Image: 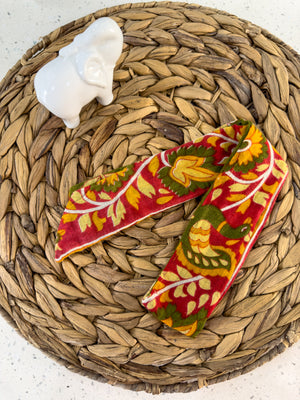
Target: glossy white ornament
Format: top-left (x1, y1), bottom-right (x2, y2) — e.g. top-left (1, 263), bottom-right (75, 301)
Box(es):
top-left (34, 17), bottom-right (123, 128)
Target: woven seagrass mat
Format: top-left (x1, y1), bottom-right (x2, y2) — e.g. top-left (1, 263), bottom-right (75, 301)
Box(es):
top-left (0, 1), bottom-right (299, 394)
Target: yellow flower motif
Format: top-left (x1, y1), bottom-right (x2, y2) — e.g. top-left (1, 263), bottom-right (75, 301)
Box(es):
top-left (102, 167), bottom-right (128, 186)
top-left (230, 125), bottom-right (264, 166)
top-left (170, 155), bottom-right (217, 187)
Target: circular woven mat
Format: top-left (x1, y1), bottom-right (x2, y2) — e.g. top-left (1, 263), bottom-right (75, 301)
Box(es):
top-left (0, 1), bottom-right (299, 394)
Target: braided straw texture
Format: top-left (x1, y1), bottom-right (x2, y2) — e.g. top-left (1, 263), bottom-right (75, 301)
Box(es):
top-left (0, 2), bottom-right (299, 394)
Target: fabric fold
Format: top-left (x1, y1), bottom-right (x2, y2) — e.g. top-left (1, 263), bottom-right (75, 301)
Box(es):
top-left (54, 120), bottom-right (246, 262)
top-left (55, 120), bottom-right (288, 337)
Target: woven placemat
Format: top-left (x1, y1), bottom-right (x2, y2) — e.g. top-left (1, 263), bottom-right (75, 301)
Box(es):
top-left (0, 1), bottom-right (299, 394)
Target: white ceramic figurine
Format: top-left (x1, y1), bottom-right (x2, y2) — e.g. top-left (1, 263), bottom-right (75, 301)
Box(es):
top-left (34, 17), bottom-right (123, 128)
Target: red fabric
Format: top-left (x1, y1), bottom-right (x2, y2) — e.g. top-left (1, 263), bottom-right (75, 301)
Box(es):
top-left (55, 126), bottom-right (239, 262)
top-left (55, 120), bottom-right (288, 337)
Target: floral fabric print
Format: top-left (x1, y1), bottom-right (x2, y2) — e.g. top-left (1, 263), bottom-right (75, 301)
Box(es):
top-left (55, 120), bottom-right (288, 337)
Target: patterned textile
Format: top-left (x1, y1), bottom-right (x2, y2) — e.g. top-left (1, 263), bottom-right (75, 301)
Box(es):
top-left (55, 120), bottom-right (288, 337)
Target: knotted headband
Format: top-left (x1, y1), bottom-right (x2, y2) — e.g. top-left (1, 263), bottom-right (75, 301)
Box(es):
top-left (55, 120), bottom-right (288, 337)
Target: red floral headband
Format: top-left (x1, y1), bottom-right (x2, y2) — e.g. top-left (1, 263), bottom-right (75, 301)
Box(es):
top-left (55, 120), bottom-right (288, 337)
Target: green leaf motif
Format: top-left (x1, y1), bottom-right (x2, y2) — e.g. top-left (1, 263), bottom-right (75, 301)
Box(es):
top-left (154, 303), bottom-right (208, 337)
top-left (90, 164), bottom-right (135, 193)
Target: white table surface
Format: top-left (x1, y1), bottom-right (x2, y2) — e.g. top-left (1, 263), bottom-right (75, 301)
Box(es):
top-left (0, 1), bottom-right (299, 399)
